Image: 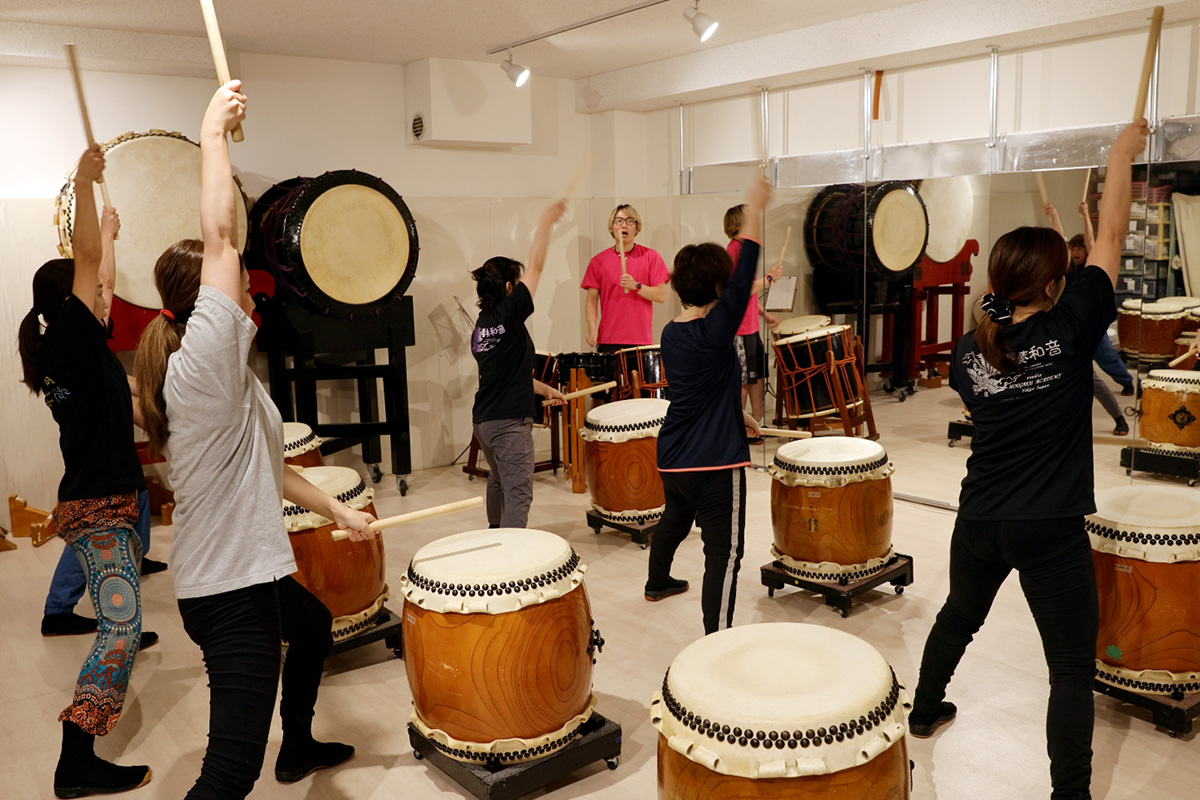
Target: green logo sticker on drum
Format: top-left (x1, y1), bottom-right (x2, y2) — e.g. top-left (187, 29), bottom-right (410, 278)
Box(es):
top-left (1105, 645), bottom-right (1124, 661)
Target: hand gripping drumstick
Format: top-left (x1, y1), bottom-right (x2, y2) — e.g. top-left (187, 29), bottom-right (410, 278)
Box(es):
top-left (1133, 7), bottom-right (1165, 122)
top-left (198, 0), bottom-right (245, 142)
top-left (560, 381), bottom-right (617, 402)
top-left (331, 496), bottom-right (483, 541)
top-left (758, 427), bottom-right (813, 440)
top-left (63, 45), bottom-right (113, 213)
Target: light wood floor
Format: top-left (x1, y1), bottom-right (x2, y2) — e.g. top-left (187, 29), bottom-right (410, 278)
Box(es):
top-left (2, 377), bottom-right (1195, 799)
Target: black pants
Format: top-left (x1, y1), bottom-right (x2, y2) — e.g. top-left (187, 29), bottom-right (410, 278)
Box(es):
top-left (178, 576), bottom-right (333, 799)
top-left (914, 516), bottom-right (1097, 800)
top-left (647, 468), bottom-right (746, 634)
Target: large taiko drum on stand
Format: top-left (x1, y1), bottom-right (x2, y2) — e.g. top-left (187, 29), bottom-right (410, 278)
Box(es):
top-left (1087, 486), bottom-right (1200, 695)
top-left (652, 623), bottom-right (911, 799)
top-left (773, 325), bottom-right (862, 419)
top-left (400, 529), bottom-right (600, 763)
top-left (1139, 370), bottom-right (1200, 448)
top-left (804, 181), bottom-right (928, 276)
top-left (769, 438), bottom-right (895, 583)
top-left (54, 130), bottom-right (249, 310)
top-left (283, 422), bottom-right (324, 468)
top-left (615, 345), bottom-right (669, 400)
top-left (917, 176), bottom-right (974, 263)
top-left (247, 170), bottom-right (418, 317)
top-left (580, 398), bottom-right (668, 527)
top-left (283, 466), bottom-right (386, 640)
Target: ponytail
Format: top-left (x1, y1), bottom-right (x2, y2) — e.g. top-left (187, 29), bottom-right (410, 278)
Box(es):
top-left (16, 259), bottom-right (74, 394)
top-left (974, 315), bottom-right (1020, 377)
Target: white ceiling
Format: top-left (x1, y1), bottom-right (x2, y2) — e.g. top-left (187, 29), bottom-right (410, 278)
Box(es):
top-left (2, 0), bottom-right (1196, 112)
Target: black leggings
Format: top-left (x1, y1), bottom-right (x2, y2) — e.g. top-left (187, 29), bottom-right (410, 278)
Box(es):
top-left (178, 576), bottom-right (333, 799)
top-left (647, 468), bottom-right (746, 634)
top-left (914, 516), bottom-right (1098, 800)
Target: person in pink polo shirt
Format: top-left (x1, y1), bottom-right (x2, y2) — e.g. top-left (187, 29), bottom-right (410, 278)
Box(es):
top-left (582, 204), bottom-right (670, 352)
top-left (724, 204), bottom-right (781, 423)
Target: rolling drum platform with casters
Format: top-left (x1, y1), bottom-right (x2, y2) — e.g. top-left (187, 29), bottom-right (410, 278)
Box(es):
top-left (760, 438), bottom-right (913, 617)
top-left (401, 529), bottom-right (621, 799)
top-left (1121, 369), bottom-right (1200, 484)
top-left (250, 169), bottom-right (418, 495)
top-left (947, 414), bottom-right (974, 447)
top-left (282, 466), bottom-right (403, 659)
top-left (1088, 486), bottom-right (1200, 736)
top-left (579, 398), bottom-right (668, 548)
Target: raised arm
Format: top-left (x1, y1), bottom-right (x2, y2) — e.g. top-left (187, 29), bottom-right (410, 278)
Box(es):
top-left (1092, 121), bottom-right (1150, 285)
top-left (96, 206), bottom-right (120, 322)
top-left (1079, 202), bottom-right (1095, 253)
top-left (1044, 203), bottom-right (1064, 239)
top-left (71, 145), bottom-right (105, 306)
top-left (199, 81), bottom-right (247, 303)
top-left (520, 200), bottom-right (566, 298)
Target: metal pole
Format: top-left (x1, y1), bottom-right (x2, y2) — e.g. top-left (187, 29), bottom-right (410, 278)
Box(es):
top-left (987, 46), bottom-right (999, 173)
top-left (678, 103), bottom-right (686, 195)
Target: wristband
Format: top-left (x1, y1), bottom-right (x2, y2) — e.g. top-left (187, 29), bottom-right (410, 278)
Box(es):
top-left (636, 281), bottom-right (643, 290)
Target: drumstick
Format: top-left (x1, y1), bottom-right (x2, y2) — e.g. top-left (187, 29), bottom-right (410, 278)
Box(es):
top-left (198, 0), bottom-right (245, 142)
top-left (776, 226), bottom-right (793, 268)
top-left (560, 381), bottom-right (617, 402)
top-left (1168, 351), bottom-right (1194, 367)
top-left (758, 427), bottom-right (814, 440)
top-left (63, 44), bottom-right (112, 211)
top-left (1082, 168), bottom-right (1092, 206)
top-left (330, 496), bottom-right (483, 540)
top-left (561, 153), bottom-right (594, 200)
top-left (618, 234), bottom-right (629, 294)
top-left (1035, 172), bottom-right (1049, 207)
top-left (1133, 7), bottom-right (1165, 122)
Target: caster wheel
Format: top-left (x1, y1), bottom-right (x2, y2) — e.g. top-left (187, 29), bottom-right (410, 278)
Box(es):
top-left (1189, 479), bottom-right (1197, 487)
top-left (606, 757), bottom-right (620, 770)
top-left (592, 526), bottom-right (602, 535)
top-left (767, 587), bottom-right (776, 598)
top-left (894, 585), bottom-right (905, 595)
top-left (839, 608), bottom-right (849, 619)
top-left (1169, 731), bottom-right (1178, 739)
top-left (367, 464), bottom-right (383, 483)
top-left (639, 543), bottom-right (648, 551)
top-left (897, 392), bottom-right (908, 403)
top-left (1126, 469), bottom-right (1132, 476)
top-left (397, 477), bottom-right (409, 496)
top-left (468, 474), bottom-right (475, 481)
top-left (414, 751), bottom-right (424, 760)
top-left (883, 382), bottom-right (896, 394)
top-left (948, 439), bottom-right (957, 448)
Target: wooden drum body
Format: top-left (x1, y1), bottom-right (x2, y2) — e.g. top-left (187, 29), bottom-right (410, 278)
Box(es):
top-left (1088, 486), bottom-right (1200, 695)
top-left (400, 529), bottom-right (599, 763)
top-left (1139, 370), bottom-right (1200, 449)
top-left (1116, 299), bottom-right (1141, 356)
top-left (652, 623), bottom-right (911, 799)
top-left (1137, 302), bottom-right (1194, 362)
top-left (283, 467), bottom-right (386, 639)
top-left (769, 438), bottom-right (895, 582)
top-left (283, 421), bottom-right (324, 468)
top-left (581, 399), bottom-right (668, 526)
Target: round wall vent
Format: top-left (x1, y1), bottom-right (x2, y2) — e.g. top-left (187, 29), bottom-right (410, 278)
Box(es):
top-left (411, 113), bottom-right (425, 141)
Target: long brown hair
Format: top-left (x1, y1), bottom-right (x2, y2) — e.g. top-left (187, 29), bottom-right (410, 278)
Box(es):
top-left (977, 227), bottom-right (1068, 376)
top-left (17, 259), bottom-right (74, 394)
top-left (134, 239), bottom-right (204, 455)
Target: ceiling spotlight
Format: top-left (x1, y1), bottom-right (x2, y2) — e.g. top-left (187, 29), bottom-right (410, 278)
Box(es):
top-left (501, 55), bottom-right (530, 87)
top-left (683, 3), bottom-right (718, 43)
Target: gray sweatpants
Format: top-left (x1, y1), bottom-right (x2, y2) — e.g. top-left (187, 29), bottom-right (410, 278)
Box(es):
top-left (1091, 371), bottom-right (1121, 420)
top-left (473, 417), bottom-right (535, 528)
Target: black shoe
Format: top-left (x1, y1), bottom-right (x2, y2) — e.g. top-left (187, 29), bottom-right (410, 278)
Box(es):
top-left (1113, 418), bottom-right (1130, 436)
top-left (1120, 384), bottom-right (1135, 396)
top-left (275, 740), bottom-right (355, 783)
top-left (644, 577), bottom-right (689, 602)
top-left (42, 613), bottom-right (98, 637)
top-left (909, 701), bottom-right (957, 738)
top-left (140, 558), bottom-right (167, 577)
top-left (139, 632), bottom-right (159, 650)
top-left (53, 759), bottom-right (151, 798)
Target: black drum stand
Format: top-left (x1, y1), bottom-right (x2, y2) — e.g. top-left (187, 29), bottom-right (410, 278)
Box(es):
top-left (258, 299), bottom-right (415, 494)
top-left (409, 714), bottom-right (622, 800)
top-left (760, 553), bottom-right (914, 618)
top-left (1120, 446), bottom-right (1200, 486)
top-left (1094, 679), bottom-right (1200, 737)
top-left (328, 605), bottom-right (404, 661)
top-left (585, 510), bottom-right (655, 549)
top-left (947, 418), bottom-right (974, 447)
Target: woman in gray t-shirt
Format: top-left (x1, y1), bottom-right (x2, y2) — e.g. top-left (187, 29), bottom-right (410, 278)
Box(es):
top-left (134, 83), bottom-right (377, 796)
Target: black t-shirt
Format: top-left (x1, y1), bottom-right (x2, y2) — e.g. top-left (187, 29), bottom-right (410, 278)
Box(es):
top-left (471, 282), bottom-right (535, 424)
top-left (657, 238), bottom-right (759, 471)
top-left (950, 266), bottom-right (1114, 520)
top-left (40, 295), bottom-right (146, 501)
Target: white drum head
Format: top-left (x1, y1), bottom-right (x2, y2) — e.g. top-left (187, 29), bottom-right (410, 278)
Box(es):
top-left (1142, 301), bottom-right (1190, 319)
top-left (1120, 298), bottom-right (1143, 312)
top-left (581, 398), bottom-right (669, 443)
top-left (300, 184), bottom-right (411, 306)
top-left (283, 421), bottom-right (319, 457)
top-left (872, 189), bottom-right (927, 272)
top-left (282, 466), bottom-right (372, 531)
top-left (776, 324), bottom-right (850, 348)
top-left (773, 315), bottom-right (831, 338)
top-left (919, 176), bottom-right (974, 263)
top-left (56, 132), bottom-right (248, 310)
top-left (771, 437), bottom-right (892, 487)
top-left (1088, 485), bottom-right (1200, 562)
top-left (651, 623), bottom-right (909, 779)
top-left (401, 528), bottom-right (586, 615)
top-left (1155, 296), bottom-right (1200, 311)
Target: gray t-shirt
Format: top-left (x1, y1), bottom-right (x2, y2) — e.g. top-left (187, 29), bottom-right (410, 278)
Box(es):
top-left (164, 286), bottom-right (296, 598)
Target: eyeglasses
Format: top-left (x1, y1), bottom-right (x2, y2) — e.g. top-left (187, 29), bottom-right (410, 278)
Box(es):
top-left (612, 218), bottom-right (638, 227)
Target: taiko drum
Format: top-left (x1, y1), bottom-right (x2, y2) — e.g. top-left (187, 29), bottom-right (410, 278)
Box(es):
top-left (581, 398), bottom-right (668, 526)
top-left (401, 529), bottom-right (600, 764)
top-left (1088, 486), bottom-right (1200, 695)
top-left (283, 421), bottom-right (324, 468)
top-left (1139, 370), bottom-right (1200, 449)
top-left (769, 437), bottom-right (895, 582)
top-left (282, 466), bottom-right (386, 639)
top-left (652, 623), bottom-right (911, 799)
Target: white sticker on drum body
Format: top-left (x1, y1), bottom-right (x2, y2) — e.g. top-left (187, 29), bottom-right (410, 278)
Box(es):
top-left (806, 490), bottom-right (822, 498)
top-left (1115, 564), bottom-right (1133, 573)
